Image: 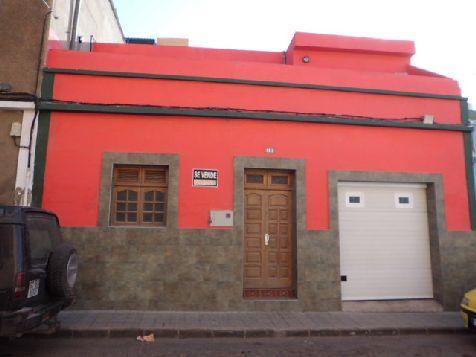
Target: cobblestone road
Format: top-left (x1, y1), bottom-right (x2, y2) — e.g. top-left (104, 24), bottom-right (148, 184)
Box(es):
top-left (2, 334), bottom-right (476, 357)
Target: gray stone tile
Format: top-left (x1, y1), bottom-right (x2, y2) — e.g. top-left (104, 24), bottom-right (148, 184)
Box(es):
top-left (58, 310), bottom-right (466, 337)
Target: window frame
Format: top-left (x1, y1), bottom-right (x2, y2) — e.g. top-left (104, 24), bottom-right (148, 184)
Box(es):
top-left (244, 169), bottom-right (294, 190)
top-left (394, 192), bottom-right (414, 209)
top-left (110, 165), bottom-right (169, 227)
top-left (345, 191), bottom-right (365, 208)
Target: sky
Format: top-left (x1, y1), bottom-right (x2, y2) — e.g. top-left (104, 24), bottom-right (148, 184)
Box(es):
top-left (114, 0), bottom-right (476, 107)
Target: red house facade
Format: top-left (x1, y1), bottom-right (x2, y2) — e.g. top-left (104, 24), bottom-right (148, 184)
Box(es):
top-left (35, 33), bottom-right (476, 311)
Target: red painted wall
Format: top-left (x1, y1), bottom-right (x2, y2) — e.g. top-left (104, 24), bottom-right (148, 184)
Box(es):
top-left (42, 33), bottom-right (470, 231)
top-left (42, 113), bottom-right (470, 231)
top-left (93, 43), bottom-right (283, 64)
top-left (52, 74), bottom-right (461, 124)
top-left (291, 32), bottom-right (415, 55)
top-left (291, 49), bottom-right (410, 73)
top-left (47, 50), bottom-right (461, 96)
top-left (289, 32), bottom-right (415, 73)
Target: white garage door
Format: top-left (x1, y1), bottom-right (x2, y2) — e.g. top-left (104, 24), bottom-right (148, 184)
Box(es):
top-left (338, 182), bottom-right (433, 301)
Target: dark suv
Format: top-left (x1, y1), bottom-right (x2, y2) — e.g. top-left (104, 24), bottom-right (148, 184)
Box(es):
top-left (0, 206), bottom-right (77, 337)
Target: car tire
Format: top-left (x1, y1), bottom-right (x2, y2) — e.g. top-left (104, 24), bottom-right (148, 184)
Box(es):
top-left (47, 244), bottom-right (78, 298)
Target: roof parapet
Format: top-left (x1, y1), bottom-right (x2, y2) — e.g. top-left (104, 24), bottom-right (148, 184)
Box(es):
top-left (290, 32), bottom-right (415, 55)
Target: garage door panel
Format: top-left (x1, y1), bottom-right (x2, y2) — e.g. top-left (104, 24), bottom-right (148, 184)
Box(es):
top-left (339, 189), bottom-right (427, 210)
top-left (339, 236), bottom-right (430, 251)
top-left (342, 254), bottom-right (431, 269)
top-left (339, 213), bottom-right (429, 224)
top-left (339, 230), bottom-right (429, 240)
top-left (339, 205), bottom-right (428, 212)
top-left (341, 269), bottom-right (433, 300)
top-left (338, 182), bottom-right (433, 301)
top-left (340, 232), bottom-right (431, 245)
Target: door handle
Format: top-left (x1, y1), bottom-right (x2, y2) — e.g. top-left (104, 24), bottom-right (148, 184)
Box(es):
top-left (264, 233), bottom-right (270, 246)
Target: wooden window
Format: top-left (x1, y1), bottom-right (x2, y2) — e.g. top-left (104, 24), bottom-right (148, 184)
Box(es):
top-left (246, 174), bottom-right (264, 184)
top-left (111, 165), bottom-right (168, 226)
top-left (244, 169), bottom-right (294, 191)
top-left (270, 175), bottom-right (289, 185)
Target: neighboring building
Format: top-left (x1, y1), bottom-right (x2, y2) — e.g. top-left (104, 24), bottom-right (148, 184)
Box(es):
top-left (50, 0), bottom-right (124, 47)
top-left (36, 32), bottom-right (475, 311)
top-left (0, 0), bottom-right (123, 206)
top-left (470, 109), bottom-right (476, 178)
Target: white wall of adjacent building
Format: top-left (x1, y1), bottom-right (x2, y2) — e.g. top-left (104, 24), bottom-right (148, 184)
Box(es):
top-left (49, 0), bottom-right (124, 44)
top-left (8, 0), bottom-right (124, 207)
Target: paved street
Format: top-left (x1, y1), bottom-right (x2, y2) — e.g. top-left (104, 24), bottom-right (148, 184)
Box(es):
top-left (1, 335), bottom-right (476, 356)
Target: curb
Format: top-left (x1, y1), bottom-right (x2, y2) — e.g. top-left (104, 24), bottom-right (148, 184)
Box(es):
top-left (31, 326), bottom-right (469, 339)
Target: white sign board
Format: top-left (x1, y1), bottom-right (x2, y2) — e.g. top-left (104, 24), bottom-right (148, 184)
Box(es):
top-left (193, 169), bottom-right (218, 187)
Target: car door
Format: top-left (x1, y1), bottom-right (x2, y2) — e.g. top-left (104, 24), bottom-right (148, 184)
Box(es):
top-left (24, 212), bottom-right (61, 306)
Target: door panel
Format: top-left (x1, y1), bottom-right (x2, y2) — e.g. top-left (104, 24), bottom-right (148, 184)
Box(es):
top-left (244, 169), bottom-right (295, 297)
top-left (244, 190), bottom-right (266, 288)
top-left (265, 191), bottom-right (293, 288)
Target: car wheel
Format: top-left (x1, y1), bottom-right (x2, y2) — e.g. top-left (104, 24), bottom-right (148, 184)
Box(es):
top-left (47, 244), bottom-right (78, 298)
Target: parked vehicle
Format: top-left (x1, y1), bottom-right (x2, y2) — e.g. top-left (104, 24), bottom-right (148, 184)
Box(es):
top-left (461, 288), bottom-right (476, 329)
top-left (0, 206), bottom-right (77, 337)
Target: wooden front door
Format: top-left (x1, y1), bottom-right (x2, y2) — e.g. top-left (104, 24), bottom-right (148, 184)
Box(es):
top-left (243, 169), bottom-right (296, 299)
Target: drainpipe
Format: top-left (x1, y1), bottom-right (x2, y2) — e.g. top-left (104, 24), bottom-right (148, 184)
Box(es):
top-left (69, 0), bottom-right (81, 50)
top-left (66, 0), bottom-right (75, 45)
top-left (14, 1), bottom-right (53, 206)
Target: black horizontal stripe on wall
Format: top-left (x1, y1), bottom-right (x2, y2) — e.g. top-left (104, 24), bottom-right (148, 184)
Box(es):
top-left (38, 101), bottom-right (472, 132)
top-left (43, 67), bottom-right (466, 101)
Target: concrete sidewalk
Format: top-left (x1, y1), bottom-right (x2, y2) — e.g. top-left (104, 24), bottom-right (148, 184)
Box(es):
top-left (55, 311), bottom-right (467, 338)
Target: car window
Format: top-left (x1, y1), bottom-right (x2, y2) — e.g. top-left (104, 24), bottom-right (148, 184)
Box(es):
top-left (25, 214), bottom-right (61, 265)
top-left (0, 224), bottom-right (15, 270)
top-left (0, 224), bottom-right (21, 289)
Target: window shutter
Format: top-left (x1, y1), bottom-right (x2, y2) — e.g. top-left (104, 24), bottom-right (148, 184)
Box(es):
top-left (115, 167), bottom-right (140, 185)
top-left (143, 168), bottom-right (167, 186)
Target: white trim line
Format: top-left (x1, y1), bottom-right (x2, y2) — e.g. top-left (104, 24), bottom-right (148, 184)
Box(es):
top-left (0, 101), bottom-right (35, 110)
top-left (14, 109), bottom-right (37, 206)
